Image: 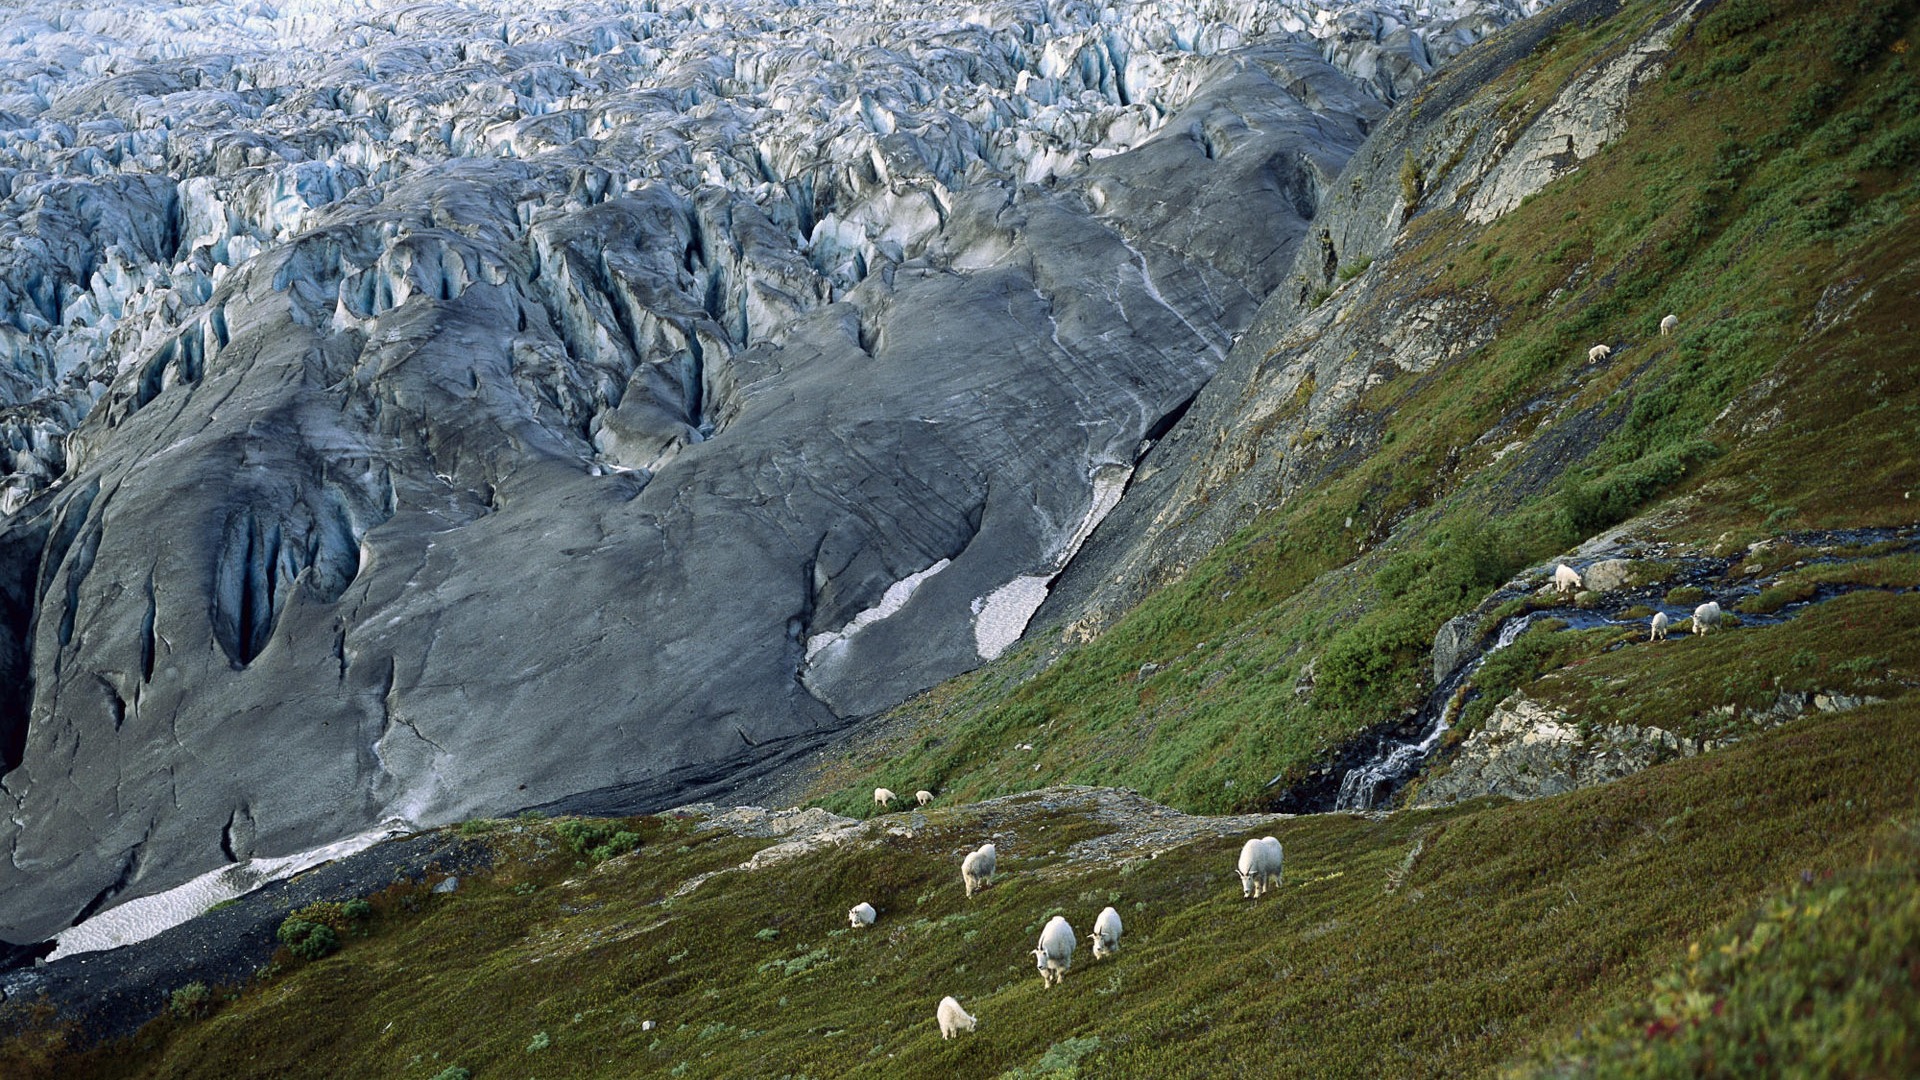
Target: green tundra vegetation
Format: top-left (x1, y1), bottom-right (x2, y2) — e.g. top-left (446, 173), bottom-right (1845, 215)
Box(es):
top-left (9, 703), bottom-right (1915, 1078)
top-left (5, 0), bottom-right (1918, 1076)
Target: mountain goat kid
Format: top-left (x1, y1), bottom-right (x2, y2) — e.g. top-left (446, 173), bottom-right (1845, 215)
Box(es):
top-left (873, 787), bottom-right (896, 809)
top-left (937, 996), bottom-right (977, 1038)
top-left (1650, 611), bottom-right (1669, 640)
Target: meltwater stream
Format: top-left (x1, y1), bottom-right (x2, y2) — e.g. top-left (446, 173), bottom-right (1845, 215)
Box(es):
top-left (1333, 612), bottom-right (1539, 811)
top-left (1327, 523), bottom-right (1920, 811)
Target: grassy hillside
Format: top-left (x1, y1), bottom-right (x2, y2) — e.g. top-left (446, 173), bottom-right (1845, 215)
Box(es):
top-left (803, 0), bottom-right (1920, 818)
top-left (8, 702), bottom-right (1915, 1078)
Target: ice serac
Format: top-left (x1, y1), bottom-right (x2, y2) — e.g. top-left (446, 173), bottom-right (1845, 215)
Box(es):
top-left (0, 0), bottom-right (1550, 942)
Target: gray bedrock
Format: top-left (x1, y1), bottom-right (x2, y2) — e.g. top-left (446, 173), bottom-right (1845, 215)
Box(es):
top-left (0, 0), bottom-right (1548, 940)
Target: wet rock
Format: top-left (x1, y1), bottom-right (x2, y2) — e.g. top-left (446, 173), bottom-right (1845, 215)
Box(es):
top-left (1432, 614), bottom-right (1484, 685)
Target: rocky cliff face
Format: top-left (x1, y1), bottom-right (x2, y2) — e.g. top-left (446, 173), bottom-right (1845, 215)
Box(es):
top-left (0, 0), bottom-right (1552, 941)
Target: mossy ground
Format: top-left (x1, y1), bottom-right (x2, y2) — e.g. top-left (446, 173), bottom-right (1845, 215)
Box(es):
top-left (804, 0), bottom-right (1920, 819)
top-left (1515, 819), bottom-right (1920, 1078)
top-left (9, 704), bottom-right (1916, 1078)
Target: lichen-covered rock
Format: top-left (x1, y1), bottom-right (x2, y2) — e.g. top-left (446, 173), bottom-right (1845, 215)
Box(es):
top-left (1412, 694), bottom-right (1704, 807)
top-left (1580, 558), bottom-right (1641, 594)
top-left (1461, 4), bottom-right (1698, 223)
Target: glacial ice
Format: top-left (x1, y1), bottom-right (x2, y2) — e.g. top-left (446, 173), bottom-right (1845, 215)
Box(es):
top-left (972, 462), bottom-right (1133, 659)
top-left (1, 0), bottom-right (1549, 499)
top-left (0, 0), bottom-right (1556, 943)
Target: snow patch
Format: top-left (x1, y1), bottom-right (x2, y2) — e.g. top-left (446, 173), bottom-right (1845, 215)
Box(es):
top-left (806, 558), bottom-right (952, 662)
top-left (971, 464), bottom-right (1133, 659)
top-left (972, 575), bottom-right (1054, 660)
top-left (47, 819), bottom-right (414, 960)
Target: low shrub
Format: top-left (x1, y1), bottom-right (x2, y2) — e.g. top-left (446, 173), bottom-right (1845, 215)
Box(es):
top-left (167, 982), bottom-right (211, 1021)
top-left (276, 919), bottom-right (339, 962)
top-left (554, 819), bottom-right (643, 862)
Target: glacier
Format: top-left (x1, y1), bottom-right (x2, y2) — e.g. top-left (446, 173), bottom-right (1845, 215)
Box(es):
top-left (0, 0), bottom-right (1550, 942)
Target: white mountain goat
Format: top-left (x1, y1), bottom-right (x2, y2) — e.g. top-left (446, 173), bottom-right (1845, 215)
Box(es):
top-left (1033, 915), bottom-right (1076, 986)
top-left (1553, 563), bottom-right (1584, 597)
top-left (849, 902), bottom-right (876, 928)
top-left (1650, 611), bottom-right (1670, 640)
top-left (937, 996), bottom-right (977, 1038)
top-left (1237, 836), bottom-right (1284, 899)
top-left (1091, 906), bottom-right (1123, 959)
top-left (916, 789), bottom-right (934, 807)
top-left (1660, 313), bottom-right (1679, 336)
top-left (962, 842), bottom-right (997, 897)
top-left (873, 787), bottom-right (896, 809)
top-left (1693, 601), bottom-right (1723, 635)
top-left (1588, 343), bottom-right (1613, 362)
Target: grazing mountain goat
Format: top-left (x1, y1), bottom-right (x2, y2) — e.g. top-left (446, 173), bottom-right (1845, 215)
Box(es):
top-left (873, 787), bottom-right (896, 809)
top-left (1237, 836), bottom-right (1284, 899)
top-left (937, 996), bottom-right (977, 1038)
top-left (962, 843), bottom-right (997, 897)
top-left (849, 902), bottom-right (876, 928)
top-left (1553, 563), bottom-right (1584, 597)
top-left (1091, 906), bottom-right (1123, 959)
top-left (1588, 343), bottom-right (1613, 362)
top-left (1033, 915), bottom-right (1077, 987)
top-left (1693, 601), bottom-right (1723, 635)
top-left (1660, 313), bottom-right (1679, 335)
top-left (1650, 611), bottom-right (1670, 640)
top-left (916, 789), bottom-right (934, 807)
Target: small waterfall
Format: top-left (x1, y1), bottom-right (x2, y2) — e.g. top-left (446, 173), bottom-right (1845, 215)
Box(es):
top-left (1332, 614), bottom-right (1536, 811)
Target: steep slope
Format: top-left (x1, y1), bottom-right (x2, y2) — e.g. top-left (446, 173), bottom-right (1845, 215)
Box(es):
top-left (6, 702), bottom-right (1916, 1077)
top-left (804, 0), bottom-right (1920, 818)
top-left (3, 3), bottom-right (1918, 1069)
top-left (0, 0), bottom-right (1545, 944)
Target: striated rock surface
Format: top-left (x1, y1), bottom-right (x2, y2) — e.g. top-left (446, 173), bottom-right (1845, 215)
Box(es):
top-left (0, 0), bottom-right (1552, 941)
top-left (1041, 0), bottom-right (1704, 641)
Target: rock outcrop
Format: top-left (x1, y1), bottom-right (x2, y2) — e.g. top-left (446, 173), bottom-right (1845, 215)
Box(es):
top-left (0, 0), bottom-right (1551, 941)
top-left (1410, 694), bottom-right (1696, 806)
top-left (1411, 687), bottom-right (1887, 808)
